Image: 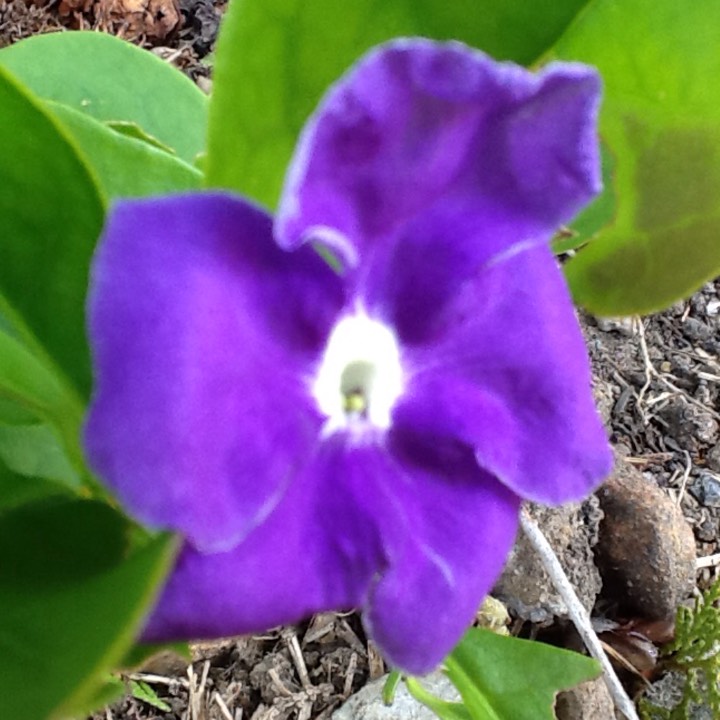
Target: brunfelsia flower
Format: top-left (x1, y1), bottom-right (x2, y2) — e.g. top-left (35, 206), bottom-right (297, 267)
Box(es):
top-left (85, 38), bottom-right (612, 674)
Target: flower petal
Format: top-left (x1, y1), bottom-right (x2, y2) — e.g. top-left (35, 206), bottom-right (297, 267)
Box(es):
top-left (144, 429), bottom-right (518, 675)
top-left (276, 38), bottom-right (600, 273)
top-left (142, 433), bottom-right (386, 642)
top-left (84, 193), bottom-right (346, 551)
top-left (366, 429), bottom-right (520, 674)
top-left (393, 243), bottom-right (612, 505)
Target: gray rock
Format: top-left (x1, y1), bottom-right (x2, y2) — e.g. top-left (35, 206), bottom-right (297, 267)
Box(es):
top-left (690, 473), bottom-right (720, 507)
top-left (705, 443), bottom-right (720, 473)
top-left (332, 673), bottom-right (459, 720)
top-left (595, 316), bottom-right (635, 336)
top-left (493, 500), bottom-right (603, 624)
top-left (555, 677), bottom-right (615, 720)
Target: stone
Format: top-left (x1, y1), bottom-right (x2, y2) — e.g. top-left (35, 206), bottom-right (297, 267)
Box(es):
top-left (555, 677), bottom-right (615, 720)
top-left (689, 473), bottom-right (720, 508)
top-left (595, 316), bottom-right (635, 336)
top-left (595, 458), bottom-right (696, 620)
top-left (706, 443), bottom-right (720, 473)
top-left (493, 500), bottom-right (602, 624)
top-left (332, 673), bottom-right (459, 720)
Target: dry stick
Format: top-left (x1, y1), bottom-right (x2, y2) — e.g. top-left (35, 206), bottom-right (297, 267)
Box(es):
top-left (675, 450), bottom-right (693, 507)
top-left (213, 691), bottom-right (235, 720)
top-left (696, 553), bottom-right (720, 569)
top-left (519, 508), bottom-right (640, 720)
top-left (635, 317), bottom-right (720, 423)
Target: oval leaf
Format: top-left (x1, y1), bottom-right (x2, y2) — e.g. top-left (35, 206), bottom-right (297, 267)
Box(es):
top-left (0, 423), bottom-right (79, 488)
top-left (0, 67), bottom-right (105, 399)
top-left (0, 496), bottom-right (177, 720)
top-left (0, 32), bottom-right (208, 163)
top-left (552, 0), bottom-right (720, 314)
top-left (444, 628), bottom-right (600, 720)
top-left (46, 101), bottom-right (202, 198)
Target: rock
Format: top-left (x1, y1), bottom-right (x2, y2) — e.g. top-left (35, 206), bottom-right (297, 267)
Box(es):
top-left (595, 316), bottom-right (635, 336)
top-left (658, 398), bottom-right (718, 447)
top-left (689, 473), bottom-right (720, 508)
top-left (493, 500), bottom-right (602, 624)
top-left (595, 458), bottom-right (696, 620)
top-left (706, 298), bottom-right (720, 317)
top-left (332, 673), bottom-right (459, 720)
top-left (682, 317), bottom-right (712, 342)
top-left (555, 677), bottom-right (615, 720)
top-left (706, 443), bottom-right (720, 473)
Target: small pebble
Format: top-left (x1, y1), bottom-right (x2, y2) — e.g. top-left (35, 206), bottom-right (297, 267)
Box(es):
top-left (689, 473), bottom-right (720, 508)
top-left (595, 316), bottom-right (635, 336)
top-left (706, 443), bottom-right (720, 473)
top-left (695, 515), bottom-right (719, 543)
top-left (706, 298), bottom-right (720, 317)
top-left (682, 317), bottom-right (711, 342)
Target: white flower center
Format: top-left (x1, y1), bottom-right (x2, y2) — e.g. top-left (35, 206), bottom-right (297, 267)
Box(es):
top-left (313, 313), bottom-right (404, 435)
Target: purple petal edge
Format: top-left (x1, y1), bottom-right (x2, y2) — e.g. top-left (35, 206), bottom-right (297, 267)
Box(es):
top-left (84, 193), bottom-right (345, 551)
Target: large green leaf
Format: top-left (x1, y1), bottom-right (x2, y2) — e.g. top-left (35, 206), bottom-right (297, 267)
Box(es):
top-left (0, 328), bottom-right (84, 468)
top-left (444, 629), bottom-right (600, 720)
top-left (0, 423), bottom-right (79, 488)
top-left (47, 101), bottom-right (203, 198)
top-left (0, 32), bottom-right (208, 163)
top-left (552, 0), bottom-right (720, 314)
top-left (0, 497), bottom-right (177, 720)
top-left (205, 0), bottom-right (589, 208)
top-left (0, 66), bottom-right (105, 400)
top-left (0, 463), bottom-right (74, 510)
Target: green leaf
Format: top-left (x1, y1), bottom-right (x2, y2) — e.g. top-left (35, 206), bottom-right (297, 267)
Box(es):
top-left (106, 120), bottom-right (177, 154)
top-left (130, 680), bottom-right (172, 712)
top-left (0, 326), bottom-right (85, 472)
top-left (552, 0), bottom-right (720, 314)
top-left (206, 0), bottom-right (589, 208)
top-left (0, 463), bottom-right (73, 510)
top-left (0, 497), bottom-right (178, 720)
top-left (553, 144), bottom-right (617, 255)
top-left (444, 628), bottom-right (600, 720)
top-left (0, 423), bottom-right (79, 488)
top-left (0, 66), bottom-right (105, 400)
top-left (46, 101), bottom-right (203, 198)
top-left (0, 31), bottom-right (208, 163)
top-left (0, 397), bottom-right (36, 424)
top-left (78, 675), bottom-right (126, 717)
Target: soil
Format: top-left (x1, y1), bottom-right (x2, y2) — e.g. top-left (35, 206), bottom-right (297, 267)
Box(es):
top-left (3, 4), bottom-right (719, 718)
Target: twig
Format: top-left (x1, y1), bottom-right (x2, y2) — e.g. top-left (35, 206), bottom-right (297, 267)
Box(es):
top-left (634, 318), bottom-right (720, 422)
top-left (696, 553), bottom-right (720, 570)
top-left (283, 628), bottom-right (312, 689)
top-left (126, 671), bottom-right (189, 688)
top-left (213, 691), bottom-right (235, 720)
top-left (520, 507), bottom-right (640, 720)
top-left (657, 375), bottom-right (720, 421)
top-left (676, 450), bottom-right (693, 507)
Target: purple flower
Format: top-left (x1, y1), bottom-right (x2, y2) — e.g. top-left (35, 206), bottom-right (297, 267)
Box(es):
top-left (85, 39), bottom-right (611, 674)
